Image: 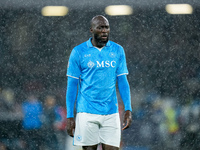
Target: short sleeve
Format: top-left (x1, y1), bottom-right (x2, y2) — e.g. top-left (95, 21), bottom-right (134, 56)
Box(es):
top-left (67, 48), bottom-right (81, 79)
top-left (116, 46), bottom-right (129, 76)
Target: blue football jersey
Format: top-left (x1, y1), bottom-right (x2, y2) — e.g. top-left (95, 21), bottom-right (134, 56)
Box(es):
top-left (67, 38), bottom-right (128, 115)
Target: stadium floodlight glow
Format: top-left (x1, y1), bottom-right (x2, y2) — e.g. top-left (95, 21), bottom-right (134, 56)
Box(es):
top-left (42, 6), bottom-right (68, 16)
top-left (165, 4), bottom-right (193, 14)
top-left (105, 5), bottom-right (133, 16)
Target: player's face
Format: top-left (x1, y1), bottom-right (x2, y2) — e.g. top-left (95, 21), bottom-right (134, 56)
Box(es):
top-left (91, 18), bottom-right (110, 45)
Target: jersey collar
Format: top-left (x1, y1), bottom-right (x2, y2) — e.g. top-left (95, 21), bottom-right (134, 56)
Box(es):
top-left (87, 38), bottom-right (111, 48)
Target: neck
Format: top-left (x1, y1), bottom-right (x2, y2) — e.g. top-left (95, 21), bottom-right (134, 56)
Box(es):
top-left (91, 38), bottom-right (107, 48)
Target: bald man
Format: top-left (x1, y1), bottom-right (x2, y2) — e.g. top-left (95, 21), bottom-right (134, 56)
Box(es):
top-left (66, 15), bottom-right (132, 150)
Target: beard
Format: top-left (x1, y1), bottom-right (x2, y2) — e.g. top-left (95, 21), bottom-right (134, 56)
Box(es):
top-left (94, 33), bottom-right (109, 47)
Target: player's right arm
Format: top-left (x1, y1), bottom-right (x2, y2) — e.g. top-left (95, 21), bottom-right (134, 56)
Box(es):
top-left (66, 76), bottom-right (79, 137)
top-left (66, 48), bottom-right (81, 137)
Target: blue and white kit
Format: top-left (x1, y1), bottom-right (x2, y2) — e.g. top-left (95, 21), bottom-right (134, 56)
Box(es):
top-left (67, 38), bottom-right (130, 118)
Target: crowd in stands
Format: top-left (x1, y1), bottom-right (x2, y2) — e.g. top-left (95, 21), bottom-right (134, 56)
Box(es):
top-left (122, 90), bottom-right (200, 150)
top-left (0, 88), bottom-right (67, 150)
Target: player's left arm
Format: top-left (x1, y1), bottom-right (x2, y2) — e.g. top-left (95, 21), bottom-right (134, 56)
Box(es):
top-left (117, 75), bottom-right (132, 130)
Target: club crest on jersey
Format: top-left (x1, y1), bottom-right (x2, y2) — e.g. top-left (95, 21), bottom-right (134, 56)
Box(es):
top-left (109, 52), bottom-right (115, 58)
top-left (87, 61), bottom-right (95, 68)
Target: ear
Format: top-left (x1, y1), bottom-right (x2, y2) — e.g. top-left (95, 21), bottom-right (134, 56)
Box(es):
top-left (90, 27), bottom-right (93, 33)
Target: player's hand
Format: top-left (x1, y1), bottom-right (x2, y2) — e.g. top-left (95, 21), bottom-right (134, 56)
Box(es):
top-left (122, 110), bottom-right (132, 130)
top-left (67, 118), bottom-right (75, 137)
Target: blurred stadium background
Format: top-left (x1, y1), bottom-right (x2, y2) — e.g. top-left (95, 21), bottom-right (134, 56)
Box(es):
top-left (1, 0), bottom-right (200, 150)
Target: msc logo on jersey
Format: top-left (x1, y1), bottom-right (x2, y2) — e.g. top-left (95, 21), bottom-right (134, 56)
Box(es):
top-left (97, 61), bottom-right (116, 68)
top-left (87, 61), bottom-right (95, 68)
top-left (87, 61), bottom-right (116, 68)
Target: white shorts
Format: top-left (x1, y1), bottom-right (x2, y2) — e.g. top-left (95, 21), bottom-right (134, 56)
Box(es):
top-left (73, 113), bottom-right (121, 148)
